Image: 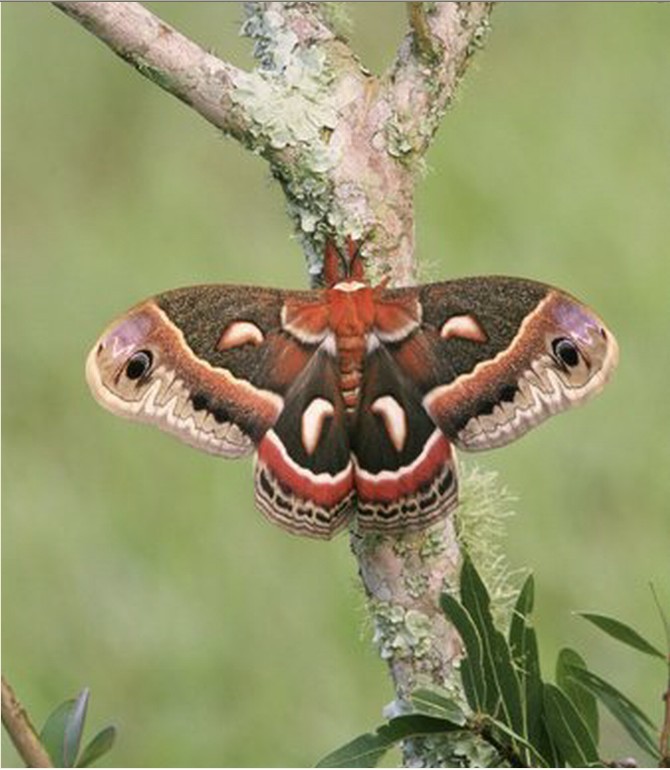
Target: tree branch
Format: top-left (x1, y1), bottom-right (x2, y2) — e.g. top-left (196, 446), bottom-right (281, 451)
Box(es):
top-left (52, 2), bottom-right (262, 150)
top-left (388, 2), bottom-right (495, 158)
top-left (1, 675), bottom-right (53, 768)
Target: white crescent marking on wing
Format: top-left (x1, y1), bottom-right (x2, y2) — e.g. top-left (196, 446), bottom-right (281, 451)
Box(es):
top-left (301, 397), bottom-right (335, 455)
top-left (440, 314), bottom-right (487, 342)
top-left (371, 395), bottom-right (407, 453)
top-left (218, 320), bottom-right (264, 349)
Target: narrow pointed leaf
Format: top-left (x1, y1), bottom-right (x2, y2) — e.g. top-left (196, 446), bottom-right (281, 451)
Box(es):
top-left (650, 583), bottom-right (670, 651)
top-left (508, 574), bottom-right (546, 760)
top-left (556, 649), bottom-right (599, 743)
top-left (509, 574), bottom-right (535, 665)
top-left (410, 688), bottom-right (468, 725)
top-left (40, 699), bottom-right (77, 767)
top-left (316, 732), bottom-right (388, 768)
top-left (63, 689), bottom-right (89, 767)
top-left (440, 592), bottom-right (486, 711)
top-left (460, 558), bottom-right (524, 736)
top-left (76, 726), bottom-right (117, 767)
top-left (577, 613), bottom-right (665, 659)
top-left (538, 716), bottom-right (564, 768)
top-left (316, 714), bottom-right (461, 768)
top-left (565, 664), bottom-right (660, 760)
top-left (543, 683), bottom-right (599, 767)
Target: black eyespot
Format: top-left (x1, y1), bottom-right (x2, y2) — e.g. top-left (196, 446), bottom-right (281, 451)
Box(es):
top-left (552, 337), bottom-right (580, 368)
top-left (125, 350), bottom-right (153, 380)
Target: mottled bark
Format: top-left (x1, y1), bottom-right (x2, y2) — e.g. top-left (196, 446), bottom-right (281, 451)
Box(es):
top-left (51, 2), bottom-right (495, 764)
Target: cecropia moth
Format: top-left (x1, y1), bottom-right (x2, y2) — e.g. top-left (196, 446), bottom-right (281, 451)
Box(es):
top-left (86, 241), bottom-right (618, 539)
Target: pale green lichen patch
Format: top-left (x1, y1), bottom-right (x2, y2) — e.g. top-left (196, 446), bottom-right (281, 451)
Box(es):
top-left (386, 114), bottom-right (416, 160)
top-left (404, 573), bottom-right (429, 599)
top-left (409, 730), bottom-right (498, 768)
top-left (419, 529), bottom-right (448, 559)
top-left (371, 601), bottom-right (434, 660)
top-left (231, 64), bottom-right (338, 150)
top-left (391, 536), bottom-right (411, 558)
top-left (235, 8), bottom-right (339, 152)
top-left (241, 6), bottom-right (298, 71)
top-left (465, 12), bottom-right (492, 57)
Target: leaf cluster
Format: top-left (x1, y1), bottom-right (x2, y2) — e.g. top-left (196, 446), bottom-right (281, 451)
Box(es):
top-left (318, 559), bottom-right (669, 768)
top-left (39, 688), bottom-right (116, 768)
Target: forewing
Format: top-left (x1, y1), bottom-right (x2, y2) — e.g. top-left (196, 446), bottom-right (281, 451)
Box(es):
top-left (86, 284), bottom-right (315, 457)
top-left (382, 277), bottom-right (618, 451)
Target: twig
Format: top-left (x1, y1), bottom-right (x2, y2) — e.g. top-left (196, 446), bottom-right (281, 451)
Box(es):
top-left (1, 675), bottom-right (53, 768)
top-left (52, 2), bottom-right (258, 148)
top-left (389, 2), bottom-right (495, 157)
top-left (407, 2), bottom-right (439, 62)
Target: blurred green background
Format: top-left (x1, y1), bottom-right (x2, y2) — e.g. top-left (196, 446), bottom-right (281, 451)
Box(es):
top-left (3, 3), bottom-right (669, 767)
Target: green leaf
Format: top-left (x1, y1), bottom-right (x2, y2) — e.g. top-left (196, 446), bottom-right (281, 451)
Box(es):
top-left (316, 715), bottom-right (461, 768)
top-left (316, 732), bottom-right (387, 768)
top-left (459, 558), bottom-right (524, 737)
top-left (40, 690), bottom-right (90, 768)
top-left (77, 726), bottom-right (117, 767)
top-left (440, 592), bottom-right (486, 711)
top-left (556, 649), bottom-right (598, 743)
top-left (649, 583), bottom-right (670, 652)
top-left (565, 664), bottom-right (660, 760)
top-left (410, 688), bottom-right (468, 725)
top-left (577, 612), bottom-right (665, 659)
top-left (509, 574), bottom-right (546, 759)
top-left (543, 683), bottom-right (600, 767)
top-left (509, 574), bottom-right (535, 665)
top-left (40, 699), bottom-right (77, 767)
top-left (64, 689), bottom-right (89, 767)
top-left (538, 716), bottom-right (564, 769)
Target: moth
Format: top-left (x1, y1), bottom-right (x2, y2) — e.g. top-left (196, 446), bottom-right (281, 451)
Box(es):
top-left (86, 241), bottom-right (618, 539)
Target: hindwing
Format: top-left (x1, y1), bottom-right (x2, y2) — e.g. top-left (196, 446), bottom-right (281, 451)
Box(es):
top-left (255, 345), bottom-right (354, 539)
top-left (352, 344), bottom-right (457, 533)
